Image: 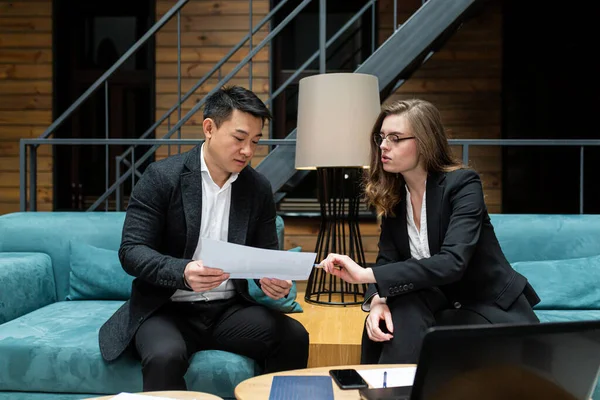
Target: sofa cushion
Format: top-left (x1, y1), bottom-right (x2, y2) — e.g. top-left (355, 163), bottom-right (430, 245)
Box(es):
top-left (512, 254), bottom-right (600, 310)
top-left (0, 301), bottom-right (258, 397)
top-left (0, 212), bottom-right (125, 301)
top-left (490, 214), bottom-right (600, 263)
top-left (68, 241), bottom-right (134, 301)
top-left (0, 253), bottom-right (55, 324)
top-left (247, 246), bottom-right (304, 313)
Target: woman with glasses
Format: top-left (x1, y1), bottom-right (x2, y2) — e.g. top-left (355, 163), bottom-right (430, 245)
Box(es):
top-left (320, 99), bottom-right (540, 364)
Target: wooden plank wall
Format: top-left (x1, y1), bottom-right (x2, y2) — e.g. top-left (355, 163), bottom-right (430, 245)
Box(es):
top-left (154, 0), bottom-right (271, 166)
top-left (283, 0), bottom-right (503, 264)
top-left (0, 1), bottom-right (53, 214)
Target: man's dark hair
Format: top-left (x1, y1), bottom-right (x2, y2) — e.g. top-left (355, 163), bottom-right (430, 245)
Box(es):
top-left (203, 85), bottom-right (272, 127)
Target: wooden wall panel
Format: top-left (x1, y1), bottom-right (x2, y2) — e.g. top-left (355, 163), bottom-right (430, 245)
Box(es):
top-left (155, 0), bottom-right (270, 165)
top-left (157, 1), bottom-right (268, 16)
top-left (0, 49), bottom-right (52, 63)
top-left (0, 0), bottom-right (53, 214)
top-left (283, 1), bottom-right (504, 258)
top-left (0, 17), bottom-right (52, 32)
top-left (156, 61), bottom-right (269, 79)
top-left (0, 2), bottom-right (52, 17)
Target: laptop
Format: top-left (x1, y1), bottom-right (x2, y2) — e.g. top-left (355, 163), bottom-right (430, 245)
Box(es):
top-left (359, 320), bottom-right (600, 400)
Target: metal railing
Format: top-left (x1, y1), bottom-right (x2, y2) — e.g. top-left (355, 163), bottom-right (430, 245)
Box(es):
top-left (20, 138), bottom-right (295, 211)
top-left (20, 138), bottom-right (600, 214)
top-left (101, 0), bottom-right (380, 213)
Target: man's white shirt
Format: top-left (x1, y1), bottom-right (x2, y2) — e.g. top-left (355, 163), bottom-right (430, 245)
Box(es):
top-left (170, 144), bottom-right (238, 302)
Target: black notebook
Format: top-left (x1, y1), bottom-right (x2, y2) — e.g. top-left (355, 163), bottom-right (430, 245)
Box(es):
top-left (268, 375), bottom-right (334, 400)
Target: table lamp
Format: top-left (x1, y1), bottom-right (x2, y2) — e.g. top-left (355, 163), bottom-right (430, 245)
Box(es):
top-left (295, 72), bottom-right (380, 305)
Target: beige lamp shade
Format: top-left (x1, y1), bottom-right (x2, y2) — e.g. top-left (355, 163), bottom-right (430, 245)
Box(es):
top-left (295, 73), bottom-right (381, 169)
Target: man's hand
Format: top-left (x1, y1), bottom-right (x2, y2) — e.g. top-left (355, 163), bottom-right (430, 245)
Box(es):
top-left (366, 298), bottom-right (394, 342)
top-left (259, 278), bottom-right (292, 300)
top-left (183, 260), bottom-right (230, 292)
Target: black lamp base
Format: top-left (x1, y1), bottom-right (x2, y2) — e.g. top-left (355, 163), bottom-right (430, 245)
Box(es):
top-left (304, 167), bottom-right (368, 306)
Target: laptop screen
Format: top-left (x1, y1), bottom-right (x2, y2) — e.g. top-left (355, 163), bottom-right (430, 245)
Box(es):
top-left (412, 321), bottom-right (600, 400)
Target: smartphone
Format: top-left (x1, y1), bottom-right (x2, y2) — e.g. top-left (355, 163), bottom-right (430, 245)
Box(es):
top-left (329, 368), bottom-right (369, 390)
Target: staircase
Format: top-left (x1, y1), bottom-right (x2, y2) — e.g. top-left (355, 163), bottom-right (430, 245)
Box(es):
top-left (261, 0), bottom-right (488, 202)
top-left (24, 0), bottom-right (489, 212)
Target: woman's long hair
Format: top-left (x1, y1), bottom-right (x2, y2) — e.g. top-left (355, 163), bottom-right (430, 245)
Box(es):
top-left (364, 99), bottom-right (464, 217)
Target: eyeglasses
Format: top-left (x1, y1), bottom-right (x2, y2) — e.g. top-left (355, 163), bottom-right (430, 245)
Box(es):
top-left (373, 133), bottom-right (416, 147)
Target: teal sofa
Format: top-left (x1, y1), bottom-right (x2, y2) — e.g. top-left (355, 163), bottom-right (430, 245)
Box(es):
top-left (490, 214), bottom-right (600, 324)
top-left (0, 212), bottom-right (287, 400)
top-left (1, 212), bottom-right (600, 399)
top-left (491, 214), bottom-right (600, 398)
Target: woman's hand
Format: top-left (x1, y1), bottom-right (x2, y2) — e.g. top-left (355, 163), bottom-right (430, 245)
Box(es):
top-left (366, 296), bottom-right (394, 342)
top-left (320, 253), bottom-right (376, 284)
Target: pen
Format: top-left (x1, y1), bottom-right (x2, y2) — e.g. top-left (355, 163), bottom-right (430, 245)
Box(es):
top-left (383, 371), bottom-right (387, 388)
top-left (313, 263), bottom-right (342, 270)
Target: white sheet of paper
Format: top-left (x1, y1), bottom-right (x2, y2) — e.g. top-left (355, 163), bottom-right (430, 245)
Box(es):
top-left (358, 366), bottom-right (417, 389)
top-left (197, 237), bottom-right (317, 280)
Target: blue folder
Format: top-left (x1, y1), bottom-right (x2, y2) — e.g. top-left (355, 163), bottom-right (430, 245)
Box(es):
top-left (268, 375), bottom-right (334, 400)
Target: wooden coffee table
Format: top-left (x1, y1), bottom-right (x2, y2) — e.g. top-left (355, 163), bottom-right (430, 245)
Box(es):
top-left (235, 364), bottom-right (414, 400)
top-left (88, 391), bottom-right (223, 400)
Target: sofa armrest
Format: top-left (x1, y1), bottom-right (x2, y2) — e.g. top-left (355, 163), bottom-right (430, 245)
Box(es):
top-left (0, 253), bottom-right (56, 324)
